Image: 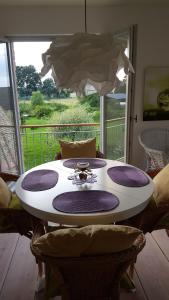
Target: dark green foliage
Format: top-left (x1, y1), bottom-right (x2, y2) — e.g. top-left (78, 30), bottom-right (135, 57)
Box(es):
top-left (80, 93), bottom-right (100, 109)
top-left (41, 78), bottom-right (57, 99)
top-left (16, 65), bottom-right (41, 98)
top-left (34, 105), bottom-right (53, 119)
top-left (92, 111), bottom-right (100, 122)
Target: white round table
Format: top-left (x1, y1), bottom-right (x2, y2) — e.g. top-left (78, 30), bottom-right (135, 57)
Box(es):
top-left (15, 159), bottom-right (154, 226)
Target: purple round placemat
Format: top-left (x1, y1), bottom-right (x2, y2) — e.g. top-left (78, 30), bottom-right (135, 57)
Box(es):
top-left (63, 158), bottom-right (107, 169)
top-left (53, 190), bottom-right (119, 214)
top-left (21, 169), bottom-right (59, 191)
top-left (107, 166), bottom-right (150, 187)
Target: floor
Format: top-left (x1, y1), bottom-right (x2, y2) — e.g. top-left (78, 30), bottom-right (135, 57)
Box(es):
top-left (0, 230), bottom-right (169, 300)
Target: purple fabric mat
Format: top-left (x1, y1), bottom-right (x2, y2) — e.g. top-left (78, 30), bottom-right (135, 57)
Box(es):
top-left (21, 169), bottom-right (59, 191)
top-left (107, 166), bottom-right (150, 187)
top-left (53, 190), bottom-right (119, 214)
top-left (63, 158), bottom-right (107, 169)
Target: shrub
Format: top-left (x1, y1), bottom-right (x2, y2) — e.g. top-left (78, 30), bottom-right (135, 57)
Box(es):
top-left (50, 106), bottom-right (95, 141)
top-left (92, 111), bottom-right (100, 122)
top-left (19, 101), bottom-right (32, 115)
top-left (50, 102), bottom-right (68, 112)
top-left (34, 105), bottom-right (52, 119)
top-left (19, 101), bottom-right (32, 124)
top-left (80, 93), bottom-right (100, 109)
top-left (31, 91), bottom-right (44, 108)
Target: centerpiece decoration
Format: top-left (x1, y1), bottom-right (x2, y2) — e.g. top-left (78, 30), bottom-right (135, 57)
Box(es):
top-left (68, 161), bottom-right (97, 185)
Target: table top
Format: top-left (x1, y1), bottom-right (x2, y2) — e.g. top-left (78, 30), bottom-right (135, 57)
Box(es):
top-left (15, 159), bottom-right (154, 226)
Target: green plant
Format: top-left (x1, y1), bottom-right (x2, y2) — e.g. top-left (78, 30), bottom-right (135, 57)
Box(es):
top-left (19, 101), bottom-right (32, 124)
top-left (80, 93), bottom-right (100, 109)
top-left (49, 102), bottom-right (68, 112)
top-left (19, 101), bottom-right (32, 115)
top-left (34, 105), bottom-right (52, 119)
top-left (31, 91), bottom-right (44, 108)
top-left (50, 106), bottom-right (95, 141)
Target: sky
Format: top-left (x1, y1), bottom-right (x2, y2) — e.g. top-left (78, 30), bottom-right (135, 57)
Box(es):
top-left (14, 42), bottom-right (51, 72)
top-left (13, 41), bottom-right (52, 81)
top-left (0, 42), bottom-right (52, 87)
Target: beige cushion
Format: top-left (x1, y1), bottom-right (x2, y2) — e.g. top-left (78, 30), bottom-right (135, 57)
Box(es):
top-left (0, 177), bottom-right (12, 208)
top-left (33, 225), bottom-right (141, 257)
top-left (153, 164), bottom-right (169, 207)
top-left (59, 138), bottom-right (96, 159)
top-left (8, 194), bottom-right (23, 210)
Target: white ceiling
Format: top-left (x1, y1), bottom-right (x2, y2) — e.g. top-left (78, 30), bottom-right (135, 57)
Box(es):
top-left (0, 0), bottom-right (168, 6)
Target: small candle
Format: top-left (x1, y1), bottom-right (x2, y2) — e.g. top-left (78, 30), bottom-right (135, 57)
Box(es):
top-left (76, 162), bottom-right (89, 171)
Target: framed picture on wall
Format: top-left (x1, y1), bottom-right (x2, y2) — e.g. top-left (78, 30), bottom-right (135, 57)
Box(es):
top-left (143, 67), bottom-right (169, 121)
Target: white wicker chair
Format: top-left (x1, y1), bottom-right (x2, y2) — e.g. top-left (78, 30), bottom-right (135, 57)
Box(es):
top-left (139, 128), bottom-right (169, 175)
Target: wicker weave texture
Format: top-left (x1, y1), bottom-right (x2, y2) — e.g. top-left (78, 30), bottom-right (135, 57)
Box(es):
top-left (31, 226), bottom-right (145, 300)
top-left (139, 128), bottom-right (169, 171)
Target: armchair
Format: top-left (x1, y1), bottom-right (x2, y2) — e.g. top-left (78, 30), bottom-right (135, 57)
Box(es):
top-left (121, 164), bottom-right (169, 235)
top-left (0, 172), bottom-right (41, 239)
top-left (31, 224), bottom-right (145, 300)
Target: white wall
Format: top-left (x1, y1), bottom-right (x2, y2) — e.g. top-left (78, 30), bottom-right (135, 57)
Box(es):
top-left (0, 4), bottom-right (169, 168)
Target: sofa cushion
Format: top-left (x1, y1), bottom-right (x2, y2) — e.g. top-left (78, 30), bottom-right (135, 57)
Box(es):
top-left (33, 224), bottom-right (141, 257)
top-left (8, 194), bottom-right (23, 210)
top-left (59, 138), bottom-right (96, 159)
top-left (0, 177), bottom-right (12, 208)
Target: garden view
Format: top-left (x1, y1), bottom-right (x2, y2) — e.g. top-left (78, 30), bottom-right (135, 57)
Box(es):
top-left (16, 64), bottom-right (126, 170)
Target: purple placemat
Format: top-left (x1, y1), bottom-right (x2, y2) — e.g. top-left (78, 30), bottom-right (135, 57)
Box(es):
top-left (21, 169), bottom-right (59, 191)
top-left (53, 190), bottom-right (119, 214)
top-left (63, 158), bottom-right (107, 169)
top-left (107, 166), bottom-right (150, 187)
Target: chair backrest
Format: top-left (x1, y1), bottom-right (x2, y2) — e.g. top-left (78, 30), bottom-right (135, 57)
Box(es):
top-left (139, 129), bottom-right (169, 171)
top-left (139, 128), bottom-right (169, 152)
top-left (31, 232), bottom-right (145, 300)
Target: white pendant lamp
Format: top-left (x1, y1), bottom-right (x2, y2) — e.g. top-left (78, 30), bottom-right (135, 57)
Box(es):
top-left (40, 1), bottom-right (134, 96)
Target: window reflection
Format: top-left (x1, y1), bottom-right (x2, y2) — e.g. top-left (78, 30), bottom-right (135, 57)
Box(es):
top-left (0, 43), bottom-right (10, 87)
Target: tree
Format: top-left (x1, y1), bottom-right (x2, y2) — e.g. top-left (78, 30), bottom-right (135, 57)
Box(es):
top-left (16, 65), bottom-right (42, 98)
top-left (41, 78), bottom-right (56, 99)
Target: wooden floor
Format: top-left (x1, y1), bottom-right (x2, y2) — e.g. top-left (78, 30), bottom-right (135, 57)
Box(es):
top-left (0, 230), bottom-right (169, 300)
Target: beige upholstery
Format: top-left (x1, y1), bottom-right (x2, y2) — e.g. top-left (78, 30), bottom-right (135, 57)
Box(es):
top-left (121, 164), bottom-right (169, 233)
top-left (32, 224), bottom-right (141, 257)
top-left (0, 177), bottom-right (11, 208)
top-left (0, 172), bottom-right (42, 238)
top-left (153, 164), bottom-right (169, 207)
top-left (59, 138), bottom-right (96, 159)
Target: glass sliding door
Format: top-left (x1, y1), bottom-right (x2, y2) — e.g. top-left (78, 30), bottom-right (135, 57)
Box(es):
top-left (101, 26), bottom-right (136, 162)
top-left (0, 41), bottom-right (23, 174)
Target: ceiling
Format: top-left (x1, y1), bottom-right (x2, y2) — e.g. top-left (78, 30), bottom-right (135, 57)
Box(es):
top-left (0, 0), bottom-right (168, 6)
